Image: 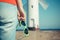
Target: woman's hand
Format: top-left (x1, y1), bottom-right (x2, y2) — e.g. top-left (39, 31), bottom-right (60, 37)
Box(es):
top-left (18, 11), bottom-right (25, 21)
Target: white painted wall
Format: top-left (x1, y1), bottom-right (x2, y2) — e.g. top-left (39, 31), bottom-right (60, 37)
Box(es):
top-left (28, 0), bottom-right (39, 28)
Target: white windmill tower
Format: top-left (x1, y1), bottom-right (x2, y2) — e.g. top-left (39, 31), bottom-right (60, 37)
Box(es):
top-left (27, 0), bottom-right (48, 30)
top-left (23, 0), bottom-right (48, 30)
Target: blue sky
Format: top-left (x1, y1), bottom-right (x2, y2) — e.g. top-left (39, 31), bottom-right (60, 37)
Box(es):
top-left (39, 0), bottom-right (60, 29)
top-left (17, 0), bottom-right (60, 30)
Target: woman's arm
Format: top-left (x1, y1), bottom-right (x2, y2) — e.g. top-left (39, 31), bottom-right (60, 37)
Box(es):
top-left (16, 0), bottom-right (26, 21)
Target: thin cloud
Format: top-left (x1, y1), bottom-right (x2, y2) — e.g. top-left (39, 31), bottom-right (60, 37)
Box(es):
top-left (39, 0), bottom-right (48, 10)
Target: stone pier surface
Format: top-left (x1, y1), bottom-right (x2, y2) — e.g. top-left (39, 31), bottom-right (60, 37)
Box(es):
top-left (16, 30), bottom-right (60, 40)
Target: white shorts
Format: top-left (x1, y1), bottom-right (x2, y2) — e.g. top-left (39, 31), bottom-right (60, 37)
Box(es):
top-left (0, 2), bottom-right (18, 40)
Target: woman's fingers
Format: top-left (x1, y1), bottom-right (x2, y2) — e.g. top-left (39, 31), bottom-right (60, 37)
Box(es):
top-left (17, 11), bottom-right (20, 17)
top-left (17, 11), bottom-right (25, 21)
top-left (18, 16), bottom-right (20, 20)
top-left (18, 16), bottom-right (25, 21)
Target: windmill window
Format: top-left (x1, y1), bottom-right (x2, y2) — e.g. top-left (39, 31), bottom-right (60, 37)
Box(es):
top-left (31, 5), bottom-right (33, 8)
